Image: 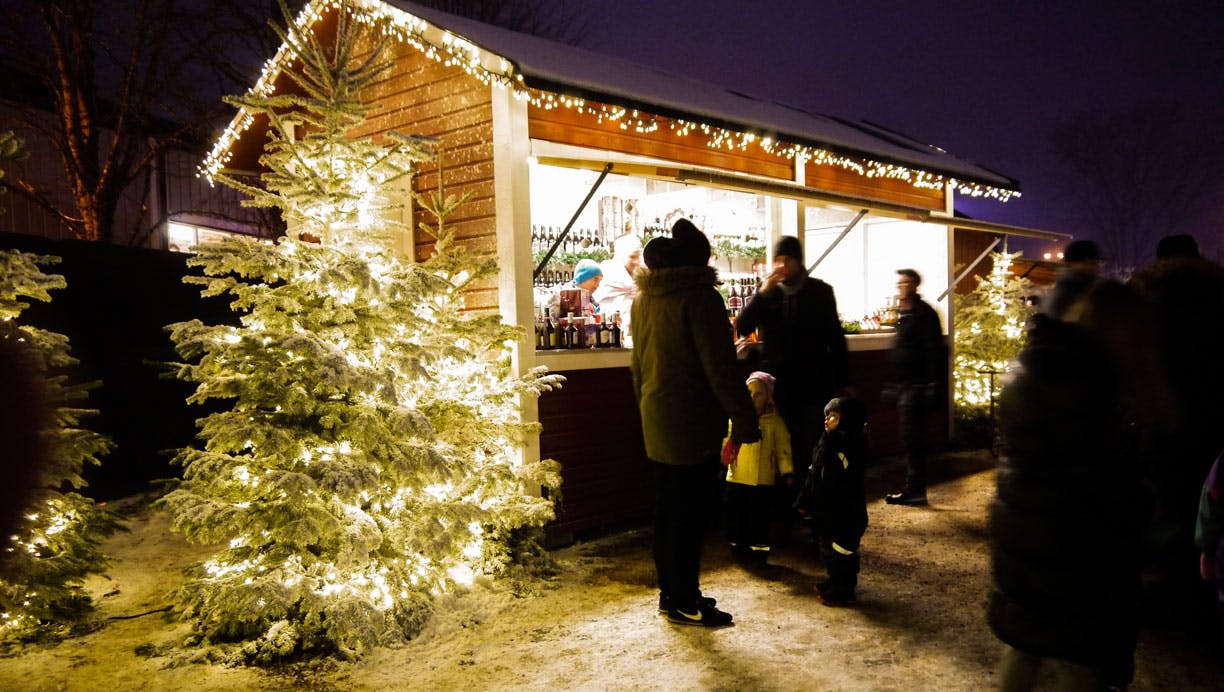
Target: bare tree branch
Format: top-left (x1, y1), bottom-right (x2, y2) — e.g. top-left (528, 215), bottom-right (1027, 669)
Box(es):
top-left (0, 0), bottom-right (280, 243)
top-left (1049, 101), bottom-right (1224, 271)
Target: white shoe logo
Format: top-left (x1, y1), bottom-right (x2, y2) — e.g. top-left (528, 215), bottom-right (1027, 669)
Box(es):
top-left (677, 609), bottom-right (702, 621)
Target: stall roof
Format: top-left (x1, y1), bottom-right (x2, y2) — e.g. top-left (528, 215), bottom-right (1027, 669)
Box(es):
top-left (384, 0), bottom-right (1019, 193)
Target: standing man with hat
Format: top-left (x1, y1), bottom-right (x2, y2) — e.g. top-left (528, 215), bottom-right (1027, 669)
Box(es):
top-left (737, 236), bottom-right (850, 540)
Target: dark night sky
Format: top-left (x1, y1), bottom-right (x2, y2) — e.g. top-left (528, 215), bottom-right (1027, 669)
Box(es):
top-left (536, 0), bottom-right (1224, 259)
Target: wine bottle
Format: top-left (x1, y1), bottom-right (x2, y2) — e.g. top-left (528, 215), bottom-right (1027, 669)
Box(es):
top-left (566, 313), bottom-right (579, 349)
top-left (610, 312), bottom-right (622, 348)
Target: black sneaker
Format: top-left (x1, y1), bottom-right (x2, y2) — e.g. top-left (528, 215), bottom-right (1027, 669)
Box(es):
top-left (885, 490), bottom-right (928, 506)
top-left (666, 603), bottom-right (733, 627)
top-left (658, 593), bottom-right (716, 614)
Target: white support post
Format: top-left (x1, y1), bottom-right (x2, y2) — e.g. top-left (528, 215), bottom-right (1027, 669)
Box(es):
top-left (490, 87), bottom-right (540, 467)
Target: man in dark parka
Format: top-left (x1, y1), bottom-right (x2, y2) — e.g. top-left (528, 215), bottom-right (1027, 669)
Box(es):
top-left (736, 236), bottom-right (849, 536)
top-left (632, 220), bottom-right (759, 627)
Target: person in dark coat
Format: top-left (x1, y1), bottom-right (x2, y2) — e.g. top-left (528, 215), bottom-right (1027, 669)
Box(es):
top-left (735, 236), bottom-right (849, 536)
top-left (1130, 233), bottom-right (1224, 593)
top-left (797, 396), bottom-right (869, 607)
top-left (989, 280), bottom-right (1160, 690)
top-left (885, 268), bottom-right (944, 506)
top-left (631, 219), bottom-right (760, 627)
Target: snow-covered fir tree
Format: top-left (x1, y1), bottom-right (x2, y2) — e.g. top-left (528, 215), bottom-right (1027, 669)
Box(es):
top-left (952, 250), bottom-right (1032, 414)
top-left (0, 249), bottom-right (117, 644)
top-left (163, 1), bottom-right (561, 661)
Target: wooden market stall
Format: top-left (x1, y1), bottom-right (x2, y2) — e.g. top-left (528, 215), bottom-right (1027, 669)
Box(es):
top-left (207, 0), bottom-right (1065, 542)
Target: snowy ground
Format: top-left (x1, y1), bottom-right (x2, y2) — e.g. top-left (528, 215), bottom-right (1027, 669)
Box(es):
top-left (1, 451), bottom-right (1220, 691)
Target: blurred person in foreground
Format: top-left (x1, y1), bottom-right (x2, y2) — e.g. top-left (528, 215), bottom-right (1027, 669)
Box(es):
top-left (989, 280), bottom-right (1171, 690)
top-left (631, 219), bottom-right (759, 627)
top-left (1043, 239), bottom-right (1104, 320)
top-left (1130, 233), bottom-right (1224, 599)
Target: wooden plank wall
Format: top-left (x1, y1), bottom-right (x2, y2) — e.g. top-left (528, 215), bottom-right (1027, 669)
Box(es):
top-left (349, 43), bottom-right (500, 311)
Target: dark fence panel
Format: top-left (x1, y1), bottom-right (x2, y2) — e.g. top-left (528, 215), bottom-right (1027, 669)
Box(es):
top-left (1, 232), bottom-right (235, 500)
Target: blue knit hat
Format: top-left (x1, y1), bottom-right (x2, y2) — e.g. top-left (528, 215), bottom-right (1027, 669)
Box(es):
top-left (573, 259), bottom-right (602, 285)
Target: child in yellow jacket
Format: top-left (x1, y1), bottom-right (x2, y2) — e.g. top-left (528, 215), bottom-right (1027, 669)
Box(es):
top-left (724, 371), bottom-right (793, 566)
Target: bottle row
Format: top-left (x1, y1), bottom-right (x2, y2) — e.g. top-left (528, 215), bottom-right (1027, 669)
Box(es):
top-left (725, 276), bottom-right (761, 318)
top-left (535, 309), bottom-right (623, 350)
top-left (531, 226), bottom-right (607, 255)
top-left (535, 268), bottom-right (582, 288)
top-left (858, 296), bottom-right (902, 331)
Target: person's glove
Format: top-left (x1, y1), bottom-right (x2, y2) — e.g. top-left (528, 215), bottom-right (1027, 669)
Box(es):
top-left (1203, 553), bottom-right (1216, 581)
top-left (721, 439), bottom-right (739, 466)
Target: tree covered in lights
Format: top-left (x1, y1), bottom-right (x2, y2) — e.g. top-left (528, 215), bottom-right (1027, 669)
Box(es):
top-left (952, 250), bottom-right (1033, 415)
top-left (162, 2), bottom-right (561, 662)
top-left (0, 249), bottom-right (118, 644)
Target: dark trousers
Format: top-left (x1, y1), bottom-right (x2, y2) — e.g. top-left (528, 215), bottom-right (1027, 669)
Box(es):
top-left (778, 400), bottom-right (825, 540)
top-left (820, 536), bottom-right (861, 597)
top-left (652, 459), bottom-right (718, 609)
top-left (724, 481), bottom-right (773, 550)
top-left (898, 385), bottom-right (930, 493)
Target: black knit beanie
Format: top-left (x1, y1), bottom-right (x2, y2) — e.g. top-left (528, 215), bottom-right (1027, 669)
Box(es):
top-left (671, 218), bottom-right (711, 268)
top-left (774, 236), bottom-right (802, 260)
top-left (643, 236), bottom-right (676, 269)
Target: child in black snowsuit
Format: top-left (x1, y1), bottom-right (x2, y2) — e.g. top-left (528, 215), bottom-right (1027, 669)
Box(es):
top-left (798, 396), bottom-right (869, 606)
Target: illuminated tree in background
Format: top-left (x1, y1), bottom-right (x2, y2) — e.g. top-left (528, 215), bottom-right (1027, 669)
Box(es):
top-left (163, 2), bottom-right (561, 661)
top-left (0, 243), bottom-right (117, 640)
top-left (953, 250), bottom-right (1032, 418)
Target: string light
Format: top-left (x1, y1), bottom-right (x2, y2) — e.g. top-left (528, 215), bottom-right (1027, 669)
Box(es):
top-left (201, 0), bottom-right (1019, 203)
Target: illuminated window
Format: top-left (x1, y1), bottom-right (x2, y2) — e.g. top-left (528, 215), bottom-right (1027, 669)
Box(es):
top-left (805, 207), bottom-right (949, 328)
top-left (167, 221), bottom-right (264, 253)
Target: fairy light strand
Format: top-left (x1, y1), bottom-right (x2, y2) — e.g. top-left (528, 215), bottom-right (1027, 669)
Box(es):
top-left (201, 0), bottom-right (1018, 203)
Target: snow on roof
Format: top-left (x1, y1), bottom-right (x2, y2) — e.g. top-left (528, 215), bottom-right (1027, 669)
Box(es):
top-left (384, 0), bottom-right (1019, 192)
top-left (203, 0), bottom-right (1018, 199)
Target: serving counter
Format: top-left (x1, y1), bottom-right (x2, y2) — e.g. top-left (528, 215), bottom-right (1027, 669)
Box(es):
top-left (536, 331), bottom-right (949, 544)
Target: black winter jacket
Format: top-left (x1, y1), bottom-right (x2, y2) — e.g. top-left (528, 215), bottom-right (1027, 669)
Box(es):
top-left (798, 398), bottom-right (868, 549)
top-left (890, 296), bottom-right (943, 387)
top-left (735, 277), bottom-right (848, 408)
top-left (988, 315), bottom-right (1141, 678)
top-left (631, 266), bottom-right (760, 465)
